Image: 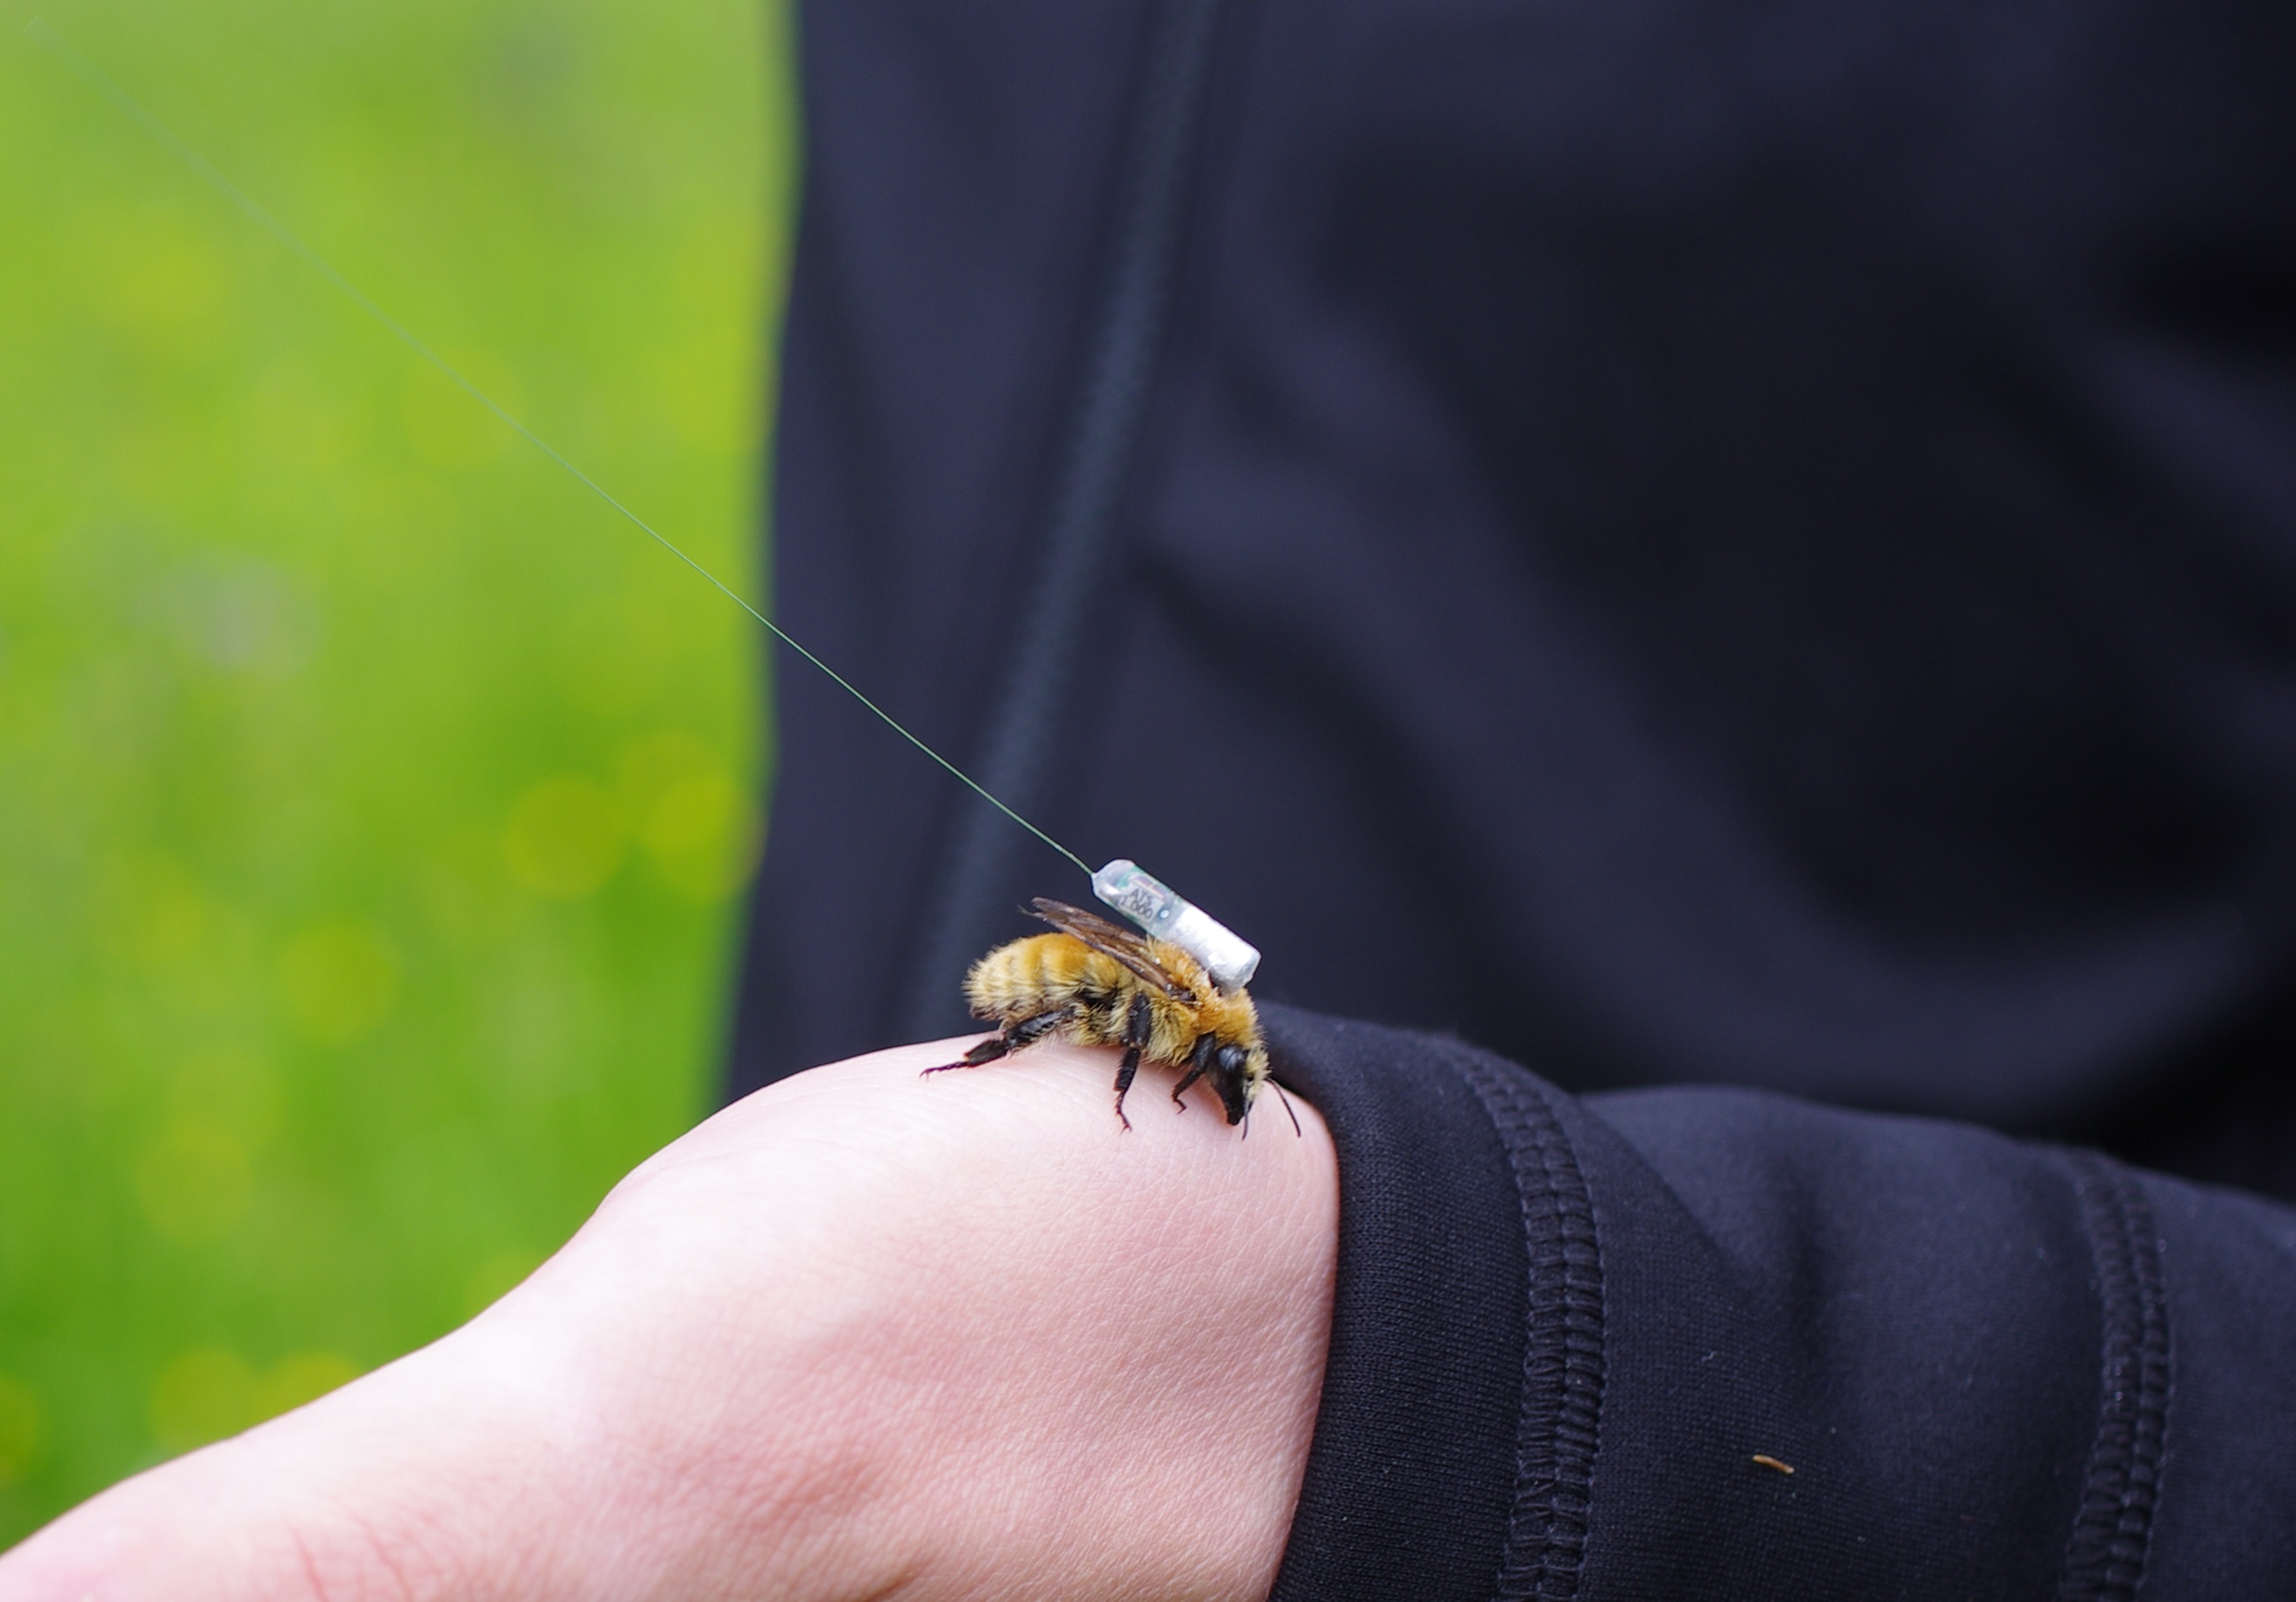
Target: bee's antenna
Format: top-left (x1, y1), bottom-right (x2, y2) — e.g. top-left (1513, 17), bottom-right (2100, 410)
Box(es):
top-left (27, 15), bottom-right (1095, 885)
top-left (1274, 1083), bottom-right (1303, 1139)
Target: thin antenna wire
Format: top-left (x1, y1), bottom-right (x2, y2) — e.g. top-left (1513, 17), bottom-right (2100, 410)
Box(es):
top-left (26, 15), bottom-right (1092, 883)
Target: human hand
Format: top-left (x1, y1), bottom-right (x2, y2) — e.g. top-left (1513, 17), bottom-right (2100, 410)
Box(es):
top-left (0, 1040), bottom-right (1338, 1600)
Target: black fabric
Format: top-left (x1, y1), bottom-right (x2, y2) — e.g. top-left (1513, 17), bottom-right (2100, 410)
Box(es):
top-left (2137, 1179), bottom-right (2296, 1593)
top-left (896, 0), bottom-right (1232, 1047)
top-left (2057, 1154), bottom-right (2172, 1600)
top-left (733, 0), bottom-right (2296, 1201)
top-left (1256, 1007), bottom-right (1530, 1599)
top-left (1267, 1014), bottom-right (2296, 1598)
top-left (1575, 1086), bottom-right (2107, 1597)
top-left (1452, 1053), bottom-right (1602, 1597)
top-left (732, 1), bottom-right (2296, 1596)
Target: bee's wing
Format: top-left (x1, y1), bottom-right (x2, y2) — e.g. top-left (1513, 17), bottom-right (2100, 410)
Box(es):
top-left (1028, 898), bottom-right (1190, 998)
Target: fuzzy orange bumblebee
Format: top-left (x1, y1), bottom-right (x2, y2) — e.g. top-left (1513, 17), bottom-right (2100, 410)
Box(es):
top-left (924, 899), bottom-right (1293, 1133)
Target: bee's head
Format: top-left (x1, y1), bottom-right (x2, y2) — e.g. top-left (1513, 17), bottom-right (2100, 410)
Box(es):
top-left (1209, 1041), bottom-right (1261, 1126)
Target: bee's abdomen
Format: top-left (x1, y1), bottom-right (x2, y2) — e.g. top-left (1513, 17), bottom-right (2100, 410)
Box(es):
top-left (964, 933), bottom-right (1124, 1023)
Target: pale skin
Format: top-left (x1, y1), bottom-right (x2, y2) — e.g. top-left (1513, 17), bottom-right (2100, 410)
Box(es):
top-left (0, 1041), bottom-right (1339, 1601)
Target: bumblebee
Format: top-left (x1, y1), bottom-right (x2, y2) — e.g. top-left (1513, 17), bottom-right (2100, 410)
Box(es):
top-left (925, 898), bottom-right (1296, 1133)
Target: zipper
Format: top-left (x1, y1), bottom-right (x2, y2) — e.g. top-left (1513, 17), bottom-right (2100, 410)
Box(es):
top-left (898, 0), bottom-right (1230, 1041)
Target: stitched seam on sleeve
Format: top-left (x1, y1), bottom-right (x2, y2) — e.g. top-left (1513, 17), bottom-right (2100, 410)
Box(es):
top-left (2056, 1153), bottom-right (2172, 1602)
top-left (1453, 1050), bottom-right (1607, 1601)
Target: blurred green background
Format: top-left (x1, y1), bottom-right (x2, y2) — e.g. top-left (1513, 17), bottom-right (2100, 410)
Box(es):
top-left (0, 0), bottom-right (788, 1544)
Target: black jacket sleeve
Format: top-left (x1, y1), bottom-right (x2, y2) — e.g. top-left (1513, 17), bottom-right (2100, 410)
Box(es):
top-left (1261, 1005), bottom-right (2296, 1600)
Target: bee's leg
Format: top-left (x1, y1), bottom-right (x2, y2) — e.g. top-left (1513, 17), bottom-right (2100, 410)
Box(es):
top-left (921, 1036), bottom-right (1011, 1076)
top-left (922, 1006), bottom-right (1075, 1076)
top-left (1111, 993), bottom-right (1155, 1132)
top-left (1004, 1006), bottom-right (1076, 1052)
top-left (1169, 1032), bottom-right (1217, 1113)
